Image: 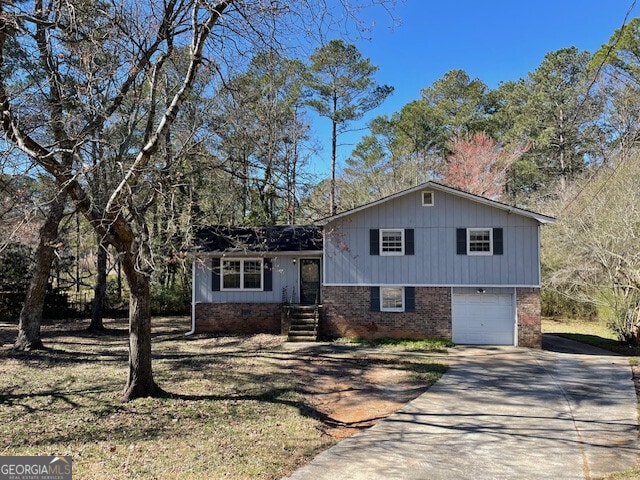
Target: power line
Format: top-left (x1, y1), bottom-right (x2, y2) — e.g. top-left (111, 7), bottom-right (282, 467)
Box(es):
top-left (582, 0), bottom-right (637, 102)
top-left (558, 0), bottom-right (637, 216)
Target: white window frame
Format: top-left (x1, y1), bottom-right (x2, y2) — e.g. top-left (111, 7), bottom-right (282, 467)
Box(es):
top-left (220, 258), bottom-right (264, 291)
top-left (381, 286), bottom-right (405, 312)
top-left (422, 190), bottom-right (434, 206)
top-left (467, 228), bottom-right (493, 256)
top-left (380, 229), bottom-right (405, 256)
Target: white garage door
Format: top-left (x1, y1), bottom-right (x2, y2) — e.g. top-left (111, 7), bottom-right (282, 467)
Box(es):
top-left (452, 294), bottom-right (515, 345)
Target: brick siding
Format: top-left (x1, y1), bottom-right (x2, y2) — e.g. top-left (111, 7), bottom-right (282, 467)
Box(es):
top-left (321, 286), bottom-right (452, 341)
top-left (194, 286), bottom-right (541, 347)
top-left (516, 287), bottom-right (542, 348)
top-left (195, 302), bottom-right (281, 334)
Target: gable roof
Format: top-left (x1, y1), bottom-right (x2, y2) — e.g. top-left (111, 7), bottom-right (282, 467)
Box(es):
top-left (193, 225), bottom-right (323, 254)
top-left (315, 181), bottom-right (556, 225)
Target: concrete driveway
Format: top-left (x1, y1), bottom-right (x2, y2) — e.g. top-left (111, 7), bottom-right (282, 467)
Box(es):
top-left (284, 335), bottom-right (639, 480)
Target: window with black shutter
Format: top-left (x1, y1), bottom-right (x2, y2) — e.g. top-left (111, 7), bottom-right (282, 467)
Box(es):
top-left (370, 228), bottom-right (415, 256)
top-left (371, 286), bottom-right (414, 312)
top-left (456, 228), bottom-right (504, 256)
top-left (216, 258), bottom-right (267, 291)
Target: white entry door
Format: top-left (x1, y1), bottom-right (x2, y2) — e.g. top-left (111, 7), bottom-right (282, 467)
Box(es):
top-left (452, 294), bottom-right (515, 345)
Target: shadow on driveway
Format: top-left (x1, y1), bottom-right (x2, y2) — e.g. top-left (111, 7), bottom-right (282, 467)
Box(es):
top-left (284, 336), bottom-right (639, 480)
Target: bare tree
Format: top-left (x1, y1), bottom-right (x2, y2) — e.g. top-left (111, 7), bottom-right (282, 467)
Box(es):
top-left (544, 155), bottom-right (640, 343)
top-left (1, 0), bottom-right (235, 399)
top-left (1, 0), bottom-right (394, 400)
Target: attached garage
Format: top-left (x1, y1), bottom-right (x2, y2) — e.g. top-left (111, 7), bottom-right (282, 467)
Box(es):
top-left (452, 293), bottom-right (515, 345)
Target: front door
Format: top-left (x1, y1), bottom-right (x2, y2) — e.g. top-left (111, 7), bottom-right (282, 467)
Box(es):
top-left (299, 258), bottom-right (321, 305)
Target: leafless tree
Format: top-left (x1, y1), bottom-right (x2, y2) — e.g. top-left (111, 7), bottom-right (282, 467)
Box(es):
top-left (0, 0), bottom-right (395, 400)
top-left (544, 154), bottom-right (640, 343)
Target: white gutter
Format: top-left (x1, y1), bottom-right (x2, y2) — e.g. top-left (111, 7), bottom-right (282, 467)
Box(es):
top-left (185, 258), bottom-right (196, 336)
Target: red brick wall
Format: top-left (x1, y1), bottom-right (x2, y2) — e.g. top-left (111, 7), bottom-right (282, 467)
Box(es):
top-left (321, 286), bottom-right (452, 340)
top-left (195, 303), bottom-right (282, 334)
top-left (517, 287), bottom-right (541, 348)
top-left (194, 287), bottom-right (541, 346)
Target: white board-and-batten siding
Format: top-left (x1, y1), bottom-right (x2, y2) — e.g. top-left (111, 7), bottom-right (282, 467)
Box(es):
top-left (323, 188), bottom-right (541, 287)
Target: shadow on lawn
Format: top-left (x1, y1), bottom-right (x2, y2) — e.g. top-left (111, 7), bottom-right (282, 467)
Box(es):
top-left (545, 332), bottom-right (640, 356)
top-left (1, 318), bottom-right (448, 446)
top-left (0, 384), bottom-right (117, 413)
top-left (166, 388), bottom-right (357, 430)
top-left (4, 342), bottom-right (130, 365)
top-left (2, 384), bottom-right (350, 448)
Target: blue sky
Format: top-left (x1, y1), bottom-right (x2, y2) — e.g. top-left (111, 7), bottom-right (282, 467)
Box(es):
top-left (306, 0), bottom-right (639, 177)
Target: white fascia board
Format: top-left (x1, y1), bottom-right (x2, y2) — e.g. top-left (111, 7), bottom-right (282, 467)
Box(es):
top-left (322, 282), bottom-right (542, 288)
top-left (193, 250), bottom-right (323, 258)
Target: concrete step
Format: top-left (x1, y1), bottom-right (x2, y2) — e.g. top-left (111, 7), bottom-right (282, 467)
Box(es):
top-left (290, 317), bottom-right (316, 325)
top-left (290, 327), bottom-right (317, 335)
top-left (288, 332), bottom-right (318, 342)
top-left (286, 305), bottom-right (319, 342)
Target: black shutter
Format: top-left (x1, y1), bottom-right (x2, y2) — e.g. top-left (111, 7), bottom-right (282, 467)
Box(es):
top-left (211, 258), bottom-right (221, 291)
top-left (456, 228), bottom-right (467, 255)
top-left (405, 229), bottom-right (414, 255)
top-left (405, 287), bottom-right (415, 312)
top-left (263, 258), bottom-right (273, 291)
top-left (493, 228), bottom-right (504, 255)
top-left (370, 229), bottom-right (380, 255)
top-left (370, 286), bottom-right (380, 311)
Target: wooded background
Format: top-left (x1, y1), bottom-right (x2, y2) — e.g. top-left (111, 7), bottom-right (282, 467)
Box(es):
top-left (2, 0), bottom-right (640, 396)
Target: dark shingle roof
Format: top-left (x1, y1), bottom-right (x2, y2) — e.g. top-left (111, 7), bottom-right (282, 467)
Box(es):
top-left (193, 225), bottom-right (322, 254)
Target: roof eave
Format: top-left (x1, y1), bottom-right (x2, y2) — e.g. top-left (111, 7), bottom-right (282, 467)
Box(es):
top-left (192, 250), bottom-right (323, 257)
top-left (315, 181), bottom-right (556, 225)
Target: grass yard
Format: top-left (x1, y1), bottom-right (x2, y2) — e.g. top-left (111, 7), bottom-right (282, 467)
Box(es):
top-left (543, 317), bottom-right (640, 359)
top-left (0, 317), bottom-right (447, 480)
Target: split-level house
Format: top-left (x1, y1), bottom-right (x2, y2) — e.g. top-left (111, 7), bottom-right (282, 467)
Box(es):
top-left (190, 182), bottom-right (555, 347)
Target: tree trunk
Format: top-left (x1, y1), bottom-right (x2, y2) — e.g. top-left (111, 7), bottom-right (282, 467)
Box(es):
top-left (330, 115), bottom-right (337, 216)
top-left (120, 250), bottom-right (162, 401)
top-left (88, 235), bottom-right (108, 332)
top-left (14, 192), bottom-right (66, 351)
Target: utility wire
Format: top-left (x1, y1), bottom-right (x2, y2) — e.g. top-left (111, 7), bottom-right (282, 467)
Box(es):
top-left (558, 0), bottom-right (637, 216)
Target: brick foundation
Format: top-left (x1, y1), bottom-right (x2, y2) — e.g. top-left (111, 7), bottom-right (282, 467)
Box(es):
top-left (516, 287), bottom-right (542, 348)
top-left (194, 287), bottom-right (541, 346)
top-left (195, 302), bottom-right (282, 334)
top-left (321, 286), bottom-right (452, 341)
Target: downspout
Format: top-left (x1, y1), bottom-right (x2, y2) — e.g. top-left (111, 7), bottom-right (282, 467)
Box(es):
top-left (185, 257), bottom-right (196, 336)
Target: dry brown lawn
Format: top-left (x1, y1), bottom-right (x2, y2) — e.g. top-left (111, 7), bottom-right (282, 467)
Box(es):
top-left (0, 317), bottom-right (447, 479)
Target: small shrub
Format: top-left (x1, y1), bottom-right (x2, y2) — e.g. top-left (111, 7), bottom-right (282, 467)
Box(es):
top-left (43, 287), bottom-right (75, 318)
top-left (607, 308), bottom-right (640, 345)
top-left (151, 283), bottom-right (190, 315)
top-left (366, 337), bottom-right (454, 350)
top-left (104, 276), bottom-right (129, 311)
top-left (541, 289), bottom-right (597, 319)
top-left (336, 337), bottom-right (453, 351)
top-left (0, 244), bottom-right (32, 319)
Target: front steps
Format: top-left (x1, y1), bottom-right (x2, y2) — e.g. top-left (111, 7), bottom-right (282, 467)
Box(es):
top-left (286, 305), bottom-right (319, 342)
